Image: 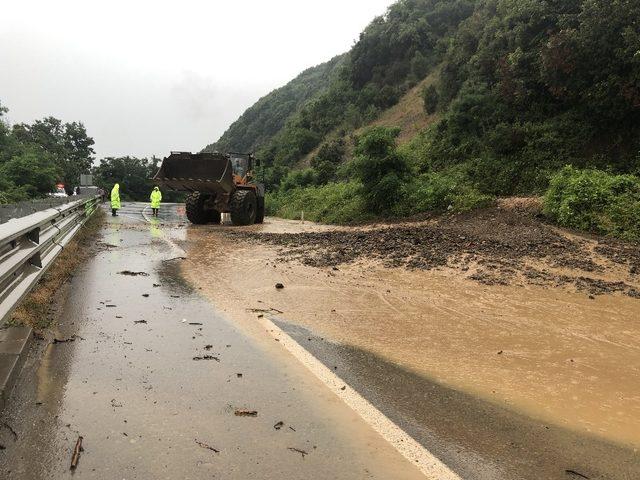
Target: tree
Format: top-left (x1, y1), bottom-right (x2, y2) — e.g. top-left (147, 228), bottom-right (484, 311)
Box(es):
top-left (11, 117), bottom-right (95, 192)
top-left (311, 139), bottom-right (346, 184)
top-left (422, 84), bottom-right (439, 114)
top-left (352, 127), bottom-right (408, 213)
top-left (0, 147), bottom-right (60, 198)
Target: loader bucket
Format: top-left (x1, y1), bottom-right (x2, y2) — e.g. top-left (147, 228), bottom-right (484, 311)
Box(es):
top-left (152, 152), bottom-right (235, 195)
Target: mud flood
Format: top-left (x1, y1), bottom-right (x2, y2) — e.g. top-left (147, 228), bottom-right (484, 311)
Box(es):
top-left (179, 219), bottom-right (640, 450)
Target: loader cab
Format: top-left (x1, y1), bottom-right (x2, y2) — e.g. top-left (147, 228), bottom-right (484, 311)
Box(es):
top-left (229, 153), bottom-right (258, 181)
top-left (231, 156), bottom-right (249, 179)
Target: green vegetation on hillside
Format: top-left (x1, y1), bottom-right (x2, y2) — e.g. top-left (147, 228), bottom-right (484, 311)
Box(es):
top-left (209, 0), bottom-right (640, 238)
top-left (544, 167), bottom-right (640, 241)
top-left (203, 55), bottom-right (346, 154)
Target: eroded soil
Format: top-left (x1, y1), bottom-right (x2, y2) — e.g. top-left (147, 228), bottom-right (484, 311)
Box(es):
top-left (230, 202), bottom-right (640, 299)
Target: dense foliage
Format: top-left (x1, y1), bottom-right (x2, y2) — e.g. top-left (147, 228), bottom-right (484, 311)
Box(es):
top-left (268, 126), bottom-right (492, 223)
top-left (422, 0), bottom-right (640, 194)
top-left (0, 101), bottom-right (95, 203)
top-left (544, 167), bottom-right (640, 241)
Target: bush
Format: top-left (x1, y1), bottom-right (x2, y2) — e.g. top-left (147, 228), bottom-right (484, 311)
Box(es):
top-left (422, 84), bottom-right (439, 114)
top-left (266, 181), bottom-right (368, 224)
top-left (543, 166), bottom-right (640, 241)
top-left (352, 126), bottom-right (408, 214)
top-left (396, 170), bottom-right (493, 215)
top-left (280, 168), bottom-right (318, 192)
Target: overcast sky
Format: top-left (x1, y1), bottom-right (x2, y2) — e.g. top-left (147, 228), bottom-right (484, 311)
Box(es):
top-left (1, 0), bottom-right (394, 160)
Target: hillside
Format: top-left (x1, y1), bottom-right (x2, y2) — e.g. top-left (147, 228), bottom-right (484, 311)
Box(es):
top-left (202, 54), bottom-right (346, 154)
top-left (203, 0), bottom-right (640, 238)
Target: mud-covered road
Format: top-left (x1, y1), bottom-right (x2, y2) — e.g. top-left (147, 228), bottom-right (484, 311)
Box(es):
top-left (1, 201), bottom-right (639, 480)
top-left (0, 205), bottom-right (428, 480)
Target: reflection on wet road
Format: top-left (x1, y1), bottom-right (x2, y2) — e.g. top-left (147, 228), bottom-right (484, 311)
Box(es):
top-left (0, 208), bottom-right (426, 480)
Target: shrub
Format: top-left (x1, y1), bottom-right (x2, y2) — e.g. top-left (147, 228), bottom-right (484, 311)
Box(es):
top-left (266, 181), bottom-right (368, 224)
top-left (352, 126), bottom-right (408, 214)
top-left (279, 168), bottom-right (318, 192)
top-left (396, 170), bottom-right (493, 215)
top-left (543, 166), bottom-right (640, 241)
top-left (422, 84), bottom-right (439, 114)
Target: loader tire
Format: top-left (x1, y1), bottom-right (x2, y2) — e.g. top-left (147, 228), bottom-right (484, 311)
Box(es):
top-left (230, 190), bottom-right (257, 226)
top-left (255, 197), bottom-right (265, 224)
top-left (185, 192), bottom-right (209, 224)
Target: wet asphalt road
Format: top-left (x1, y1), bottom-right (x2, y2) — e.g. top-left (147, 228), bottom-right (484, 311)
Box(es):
top-left (0, 205), bottom-right (425, 479)
top-left (2, 203), bottom-right (639, 479)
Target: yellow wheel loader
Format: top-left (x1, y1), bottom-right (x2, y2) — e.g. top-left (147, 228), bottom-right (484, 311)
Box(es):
top-left (153, 152), bottom-right (265, 225)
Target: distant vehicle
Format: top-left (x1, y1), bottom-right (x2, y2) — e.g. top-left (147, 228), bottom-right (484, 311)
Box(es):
top-left (49, 185), bottom-right (68, 198)
top-left (153, 151), bottom-right (265, 225)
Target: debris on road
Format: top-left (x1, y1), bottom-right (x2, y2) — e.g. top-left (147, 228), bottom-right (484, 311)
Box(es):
top-left (189, 322), bottom-right (203, 326)
top-left (273, 421), bottom-right (284, 430)
top-left (142, 293), bottom-right (150, 297)
top-left (234, 409), bottom-right (258, 417)
top-left (193, 355), bottom-right (220, 362)
top-left (204, 345), bottom-right (213, 350)
top-left (195, 439), bottom-right (220, 453)
top-left (153, 283), bottom-right (161, 287)
top-left (565, 470), bottom-right (590, 479)
top-left (117, 270), bottom-right (149, 276)
top-left (236, 373), bottom-right (243, 378)
top-left (288, 447), bottom-right (308, 458)
top-left (1, 422), bottom-right (18, 441)
top-left (248, 307), bottom-right (284, 315)
top-left (275, 283), bottom-right (284, 289)
top-left (53, 335), bottom-right (83, 344)
top-left (134, 320), bottom-right (148, 324)
top-left (164, 256), bottom-right (187, 262)
top-left (105, 304), bottom-right (117, 308)
top-left (70, 436), bottom-right (84, 470)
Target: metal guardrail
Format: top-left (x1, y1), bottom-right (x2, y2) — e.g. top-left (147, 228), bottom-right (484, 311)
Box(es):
top-left (0, 196), bottom-right (100, 327)
top-left (0, 192), bottom-right (99, 224)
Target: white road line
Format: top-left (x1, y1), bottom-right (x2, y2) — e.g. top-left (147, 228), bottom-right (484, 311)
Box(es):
top-left (141, 205), bottom-right (153, 223)
top-left (260, 315), bottom-right (462, 480)
top-left (151, 212), bottom-right (459, 479)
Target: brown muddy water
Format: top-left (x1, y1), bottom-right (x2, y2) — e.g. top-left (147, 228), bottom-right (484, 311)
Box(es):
top-left (179, 221), bottom-right (640, 451)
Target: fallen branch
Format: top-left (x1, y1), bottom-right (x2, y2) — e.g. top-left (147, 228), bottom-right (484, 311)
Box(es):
top-left (565, 470), bottom-right (590, 480)
top-left (52, 335), bottom-right (83, 344)
top-left (1, 422), bottom-right (17, 441)
top-left (234, 409), bottom-right (258, 417)
top-left (193, 355), bottom-right (220, 362)
top-left (195, 439), bottom-right (220, 453)
top-left (70, 436), bottom-right (84, 470)
top-left (288, 447), bottom-right (308, 458)
top-left (117, 270), bottom-right (149, 276)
